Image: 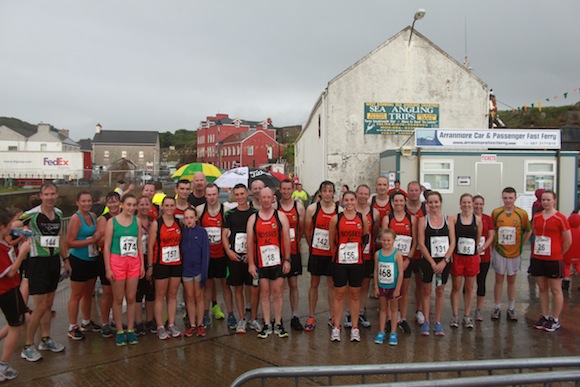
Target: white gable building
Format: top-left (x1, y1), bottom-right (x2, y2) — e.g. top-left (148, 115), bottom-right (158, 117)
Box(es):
top-left (295, 27), bottom-right (488, 193)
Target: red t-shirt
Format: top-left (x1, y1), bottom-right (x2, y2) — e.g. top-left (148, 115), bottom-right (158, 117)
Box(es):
top-left (310, 203), bottom-right (337, 257)
top-left (199, 205), bottom-right (226, 259)
top-left (153, 219), bottom-right (182, 265)
top-left (254, 213), bottom-right (283, 268)
top-left (406, 203), bottom-right (426, 259)
top-left (479, 213), bottom-right (494, 263)
top-left (279, 202), bottom-right (300, 255)
top-left (532, 212), bottom-right (570, 261)
top-left (0, 241), bottom-right (20, 295)
top-left (362, 211), bottom-right (374, 261)
top-left (386, 213), bottom-right (413, 259)
top-left (334, 212), bottom-right (364, 265)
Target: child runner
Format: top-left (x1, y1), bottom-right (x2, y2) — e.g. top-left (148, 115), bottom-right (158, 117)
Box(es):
top-left (181, 208), bottom-right (210, 337)
top-left (373, 229), bottom-right (404, 346)
top-left (0, 209), bottom-right (30, 381)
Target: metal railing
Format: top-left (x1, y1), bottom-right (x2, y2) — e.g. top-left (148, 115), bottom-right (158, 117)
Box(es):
top-left (230, 356), bottom-right (580, 387)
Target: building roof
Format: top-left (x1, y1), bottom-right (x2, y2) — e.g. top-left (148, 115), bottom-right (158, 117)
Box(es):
top-left (0, 117), bottom-right (79, 146)
top-left (221, 131), bottom-right (255, 144)
top-left (78, 139), bottom-right (93, 151)
top-left (221, 130), bottom-right (281, 145)
top-left (201, 115), bottom-right (277, 130)
top-left (92, 130), bottom-right (159, 145)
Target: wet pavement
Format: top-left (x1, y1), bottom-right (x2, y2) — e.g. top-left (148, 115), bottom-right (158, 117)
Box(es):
top-left (3, 244), bottom-right (580, 386)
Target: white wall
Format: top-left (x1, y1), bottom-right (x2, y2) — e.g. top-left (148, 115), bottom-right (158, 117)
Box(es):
top-left (0, 151), bottom-right (84, 179)
top-left (295, 96), bottom-right (327, 194)
top-left (296, 27), bottom-right (488, 192)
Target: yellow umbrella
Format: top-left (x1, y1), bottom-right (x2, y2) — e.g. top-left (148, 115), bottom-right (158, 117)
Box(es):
top-left (171, 163), bottom-right (222, 182)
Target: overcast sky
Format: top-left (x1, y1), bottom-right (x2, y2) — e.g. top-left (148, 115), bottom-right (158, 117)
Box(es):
top-left (1, 0), bottom-right (578, 141)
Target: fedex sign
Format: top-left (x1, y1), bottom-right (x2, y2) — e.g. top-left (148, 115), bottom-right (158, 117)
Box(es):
top-left (43, 157), bottom-right (69, 166)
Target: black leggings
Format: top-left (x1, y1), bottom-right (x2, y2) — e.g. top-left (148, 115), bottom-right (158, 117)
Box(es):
top-left (476, 262), bottom-right (490, 297)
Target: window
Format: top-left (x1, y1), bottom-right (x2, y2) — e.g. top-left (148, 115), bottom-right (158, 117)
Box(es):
top-left (41, 143), bottom-right (47, 151)
top-left (139, 151), bottom-right (144, 158)
top-left (525, 160), bottom-right (555, 193)
top-left (421, 159), bottom-right (453, 193)
top-left (8, 146), bottom-right (17, 151)
top-left (237, 146), bottom-right (240, 156)
top-left (247, 145), bottom-right (254, 156)
top-left (122, 151), bottom-right (127, 158)
top-left (104, 150), bottom-right (110, 158)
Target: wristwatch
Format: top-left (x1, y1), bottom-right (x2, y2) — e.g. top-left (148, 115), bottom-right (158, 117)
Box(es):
top-left (444, 257), bottom-right (451, 264)
top-left (284, 258), bottom-right (292, 263)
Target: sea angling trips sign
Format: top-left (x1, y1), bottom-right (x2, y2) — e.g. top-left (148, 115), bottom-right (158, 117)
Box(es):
top-left (364, 102), bottom-right (439, 135)
top-left (415, 129), bottom-right (561, 149)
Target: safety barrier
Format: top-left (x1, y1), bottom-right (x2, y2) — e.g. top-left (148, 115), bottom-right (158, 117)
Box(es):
top-left (230, 356), bottom-right (580, 386)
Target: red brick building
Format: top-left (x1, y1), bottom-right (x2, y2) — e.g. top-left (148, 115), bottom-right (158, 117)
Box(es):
top-left (196, 114), bottom-right (284, 169)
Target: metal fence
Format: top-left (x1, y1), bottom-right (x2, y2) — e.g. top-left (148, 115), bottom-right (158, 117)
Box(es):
top-left (230, 356), bottom-right (580, 387)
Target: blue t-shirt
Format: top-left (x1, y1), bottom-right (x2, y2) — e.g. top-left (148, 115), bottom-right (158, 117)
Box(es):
top-left (377, 249), bottom-right (398, 289)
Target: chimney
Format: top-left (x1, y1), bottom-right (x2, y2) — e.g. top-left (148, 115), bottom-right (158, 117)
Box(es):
top-left (96, 123), bottom-right (102, 133)
top-left (37, 123), bottom-right (51, 133)
top-left (58, 129), bottom-right (70, 138)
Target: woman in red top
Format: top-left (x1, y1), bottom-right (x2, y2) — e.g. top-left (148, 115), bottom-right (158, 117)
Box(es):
top-left (382, 191), bottom-right (416, 332)
top-left (531, 191), bottom-right (571, 332)
top-left (147, 197), bottom-right (183, 340)
top-left (329, 191), bottom-right (370, 342)
top-left (473, 195), bottom-right (495, 321)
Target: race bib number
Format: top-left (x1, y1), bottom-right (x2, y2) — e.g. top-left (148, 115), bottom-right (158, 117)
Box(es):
top-left (260, 245), bottom-right (281, 267)
top-left (141, 234), bottom-right (149, 254)
top-left (88, 243), bottom-right (99, 257)
top-left (120, 236), bottom-right (138, 257)
top-left (40, 236), bottom-right (59, 248)
top-left (161, 245), bottom-right (180, 263)
top-left (338, 242), bottom-right (359, 264)
top-left (363, 242), bottom-right (370, 254)
top-left (479, 236), bottom-right (485, 255)
top-left (457, 237), bottom-right (476, 255)
top-left (430, 236), bottom-right (449, 258)
top-left (394, 235), bottom-right (412, 256)
top-left (534, 236), bottom-right (552, 256)
top-left (312, 228), bottom-right (330, 251)
top-left (498, 227), bottom-right (516, 245)
top-left (234, 233), bottom-right (247, 254)
top-left (290, 228), bottom-right (296, 243)
top-left (205, 227), bottom-right (221, 245)
top-left (378, 261), bottom-right (395, 285)
top-left (8, 247), bottom-right (16, 262)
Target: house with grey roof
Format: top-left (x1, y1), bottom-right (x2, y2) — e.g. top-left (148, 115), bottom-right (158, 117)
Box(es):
top-left (91, 124), bottom-right (160, 175)
top-left (0, 120), bottom-right (84, 180)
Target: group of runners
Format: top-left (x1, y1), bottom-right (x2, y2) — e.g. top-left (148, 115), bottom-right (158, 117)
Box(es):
top-left (0, 173), bottom-right (576, 381)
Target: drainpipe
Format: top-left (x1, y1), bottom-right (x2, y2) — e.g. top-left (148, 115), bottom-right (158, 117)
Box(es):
top-left (416, 147), bottom-right (422, 182)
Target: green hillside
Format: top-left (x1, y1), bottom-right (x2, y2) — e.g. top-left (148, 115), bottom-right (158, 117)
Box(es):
top-left (498, 103), bottom-right (580, 128)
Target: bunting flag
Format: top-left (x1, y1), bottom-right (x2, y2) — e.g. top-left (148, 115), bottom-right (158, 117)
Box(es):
top-left (511, 86), bottom-right (579, 111)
